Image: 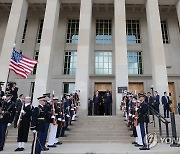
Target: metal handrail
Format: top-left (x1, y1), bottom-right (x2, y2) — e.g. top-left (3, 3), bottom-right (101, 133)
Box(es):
top-left (148, 105), bottom-right (170, 138)
top-left (148, 105), bottom-right (170, 124)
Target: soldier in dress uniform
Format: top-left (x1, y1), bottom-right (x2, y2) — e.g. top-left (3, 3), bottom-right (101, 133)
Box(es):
top-left (55, 101), bottom-right (63, 145)
top-left (138, 94), bottom-right (149, 150)
top-left (41, 93), bottom-right (51, 151)
top-left (31, 95), bottom-right (46, 154)
top-left (0, 82), bottom-right (5, 101)
top-left (0, 93), bottom-right (16, 151)
top-left (14, 96), bottom-right (33, 151)
top-left (47, 97), bottom-right (59, 148)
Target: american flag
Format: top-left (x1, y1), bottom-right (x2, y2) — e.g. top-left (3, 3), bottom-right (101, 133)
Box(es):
top-left (9, 50), bottom-right (38, 78)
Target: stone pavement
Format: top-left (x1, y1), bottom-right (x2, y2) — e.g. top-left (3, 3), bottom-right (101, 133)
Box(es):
top-left (2, 142), bottom-right (180, 154)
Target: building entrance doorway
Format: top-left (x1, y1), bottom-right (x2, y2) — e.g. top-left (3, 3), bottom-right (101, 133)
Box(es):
top-left (94, 83), bottom-right (112, 116)
top-left (168, 82), bottom-right (176, 113)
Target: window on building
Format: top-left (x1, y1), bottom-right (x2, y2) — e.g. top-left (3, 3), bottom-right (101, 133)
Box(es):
top-left (95, 51), bottom-right (112, 75)
top-left (36, 19), bottom-right (44, 43)
top-left (21, 20), bottom-right (28, 43)
top-left (32, 50), bottom-right (39, 75)
top-left (161, 20), bottom-right (169, 44)
top-left (64, 51), bottom-right (77, 75)
top-left (96, 20), bottom-right (112, 44)
top-left (63, 83), bottom-right (75, 95)
top-left (128, 51), bottom-right (143, 75)
top-left (29, 82), bottom-right (35, 102)
top-left (66, 19), bottom-right (79, 44)
top-left (126, 20), bottom-right (141, 44)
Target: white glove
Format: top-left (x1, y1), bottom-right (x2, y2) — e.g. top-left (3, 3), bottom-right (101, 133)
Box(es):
top-left (129, 113), bottom-right (132, 116)
top-left (32, 130), bottom-right (37, 134)
top-left (58, 118), bottom-right (62, 121)
top-left (66, 114), bottom-right (70, 118)
top-left (21, 110), bottom-right (25, 114)
top-left (135, 107), bottom-right (138, 111)
top-left (51, 116), bottom-right (55, 119)
top-left (7, 123), bottom-right (11, 127)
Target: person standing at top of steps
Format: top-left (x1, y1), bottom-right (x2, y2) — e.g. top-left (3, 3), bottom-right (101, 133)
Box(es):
top-left (162, 92), bottom-right (171, 118)
top-left (93, 91), bottom-right (101, 115)
top-left (177, 96), bottom-right (180, 115)
top-left (104, 90), bottom-right (112, 115)
top-left (14, 96), bottom-right (33, 152)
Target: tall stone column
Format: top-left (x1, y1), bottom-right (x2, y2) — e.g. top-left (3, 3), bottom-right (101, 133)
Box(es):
top-left (75, 0), bottom-right (92, 110)
top-left (33, 0), bottom-right (60, 105)
top-left (114, 0), bottom-right (128, 115)
top-left (146, 0), bottom-right (168, 97)
top-left (176, 0), bottom-right (180, 27)
top-left (0, 0), bottom-right (28, 88)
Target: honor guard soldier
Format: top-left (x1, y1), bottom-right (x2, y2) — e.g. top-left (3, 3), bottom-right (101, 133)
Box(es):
top-left (0, 93), bottom-right (16, 151)
top-left (0, 82), bottom-right (5, 101)
top-left (41, 93), bottom-right (51, 151)
top-left (31, 96), bottom-right (46, 154)
top-left (55, 101), bottom-right (63, 145)
top-left (138, 94), bottom-right (149, 150)
top-left (14, 96), bottom-right (33, 151)
top-left (47, 97), bottom-right (59, 148)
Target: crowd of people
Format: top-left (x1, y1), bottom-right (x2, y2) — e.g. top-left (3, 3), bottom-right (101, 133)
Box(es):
top-left (0, 82), bottom-right (80, 154)
top-left (120, 91), bottom-right (173, 150)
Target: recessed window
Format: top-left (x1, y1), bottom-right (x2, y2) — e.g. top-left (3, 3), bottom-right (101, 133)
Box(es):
top-left (126, 20), bottom-right (141, 44)
top-left (96, 20), bottom-right (112, 44)
top-left (36, 19), bottom-right (44, 43)
top-left (64, 51), bottom-right (77, 75)
top-left (29, 82), bottom-right (35, 102)
top-left (128, 51), bottom-right (143, 75)
top-left (66, 19), bottom-right (79, 44)
top-left (32, 50), bottom-right (39, 75)
top-left (161, 20), bottom-right (169, 44)
top-left (21, 20), bottom-right (28, 43)
top-left (95, 51), bottom-right (112, 75)
top-left (63, 83), bottom-right (75, 94)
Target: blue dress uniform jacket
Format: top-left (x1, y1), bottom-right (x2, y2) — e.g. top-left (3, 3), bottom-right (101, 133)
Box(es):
top-left (0, 100), bottom-right (16, 151)
top-left (31, 105), bottom-right (46, 154)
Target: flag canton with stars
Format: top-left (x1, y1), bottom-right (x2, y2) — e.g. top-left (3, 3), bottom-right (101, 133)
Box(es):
top-left (11, 50), bottom-right (23, 63)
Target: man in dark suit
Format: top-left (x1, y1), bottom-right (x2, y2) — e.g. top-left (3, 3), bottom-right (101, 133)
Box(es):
top-left (147, 92), bottom-right (154, 115)
top-left (177, 96), bottom-right (180, 115)
top-left (104, 90), bottom-right (112, 115)
top-left (154, 91), bottom-right (160, 113)
top-left (161, 92), bottom-right (170, 118)
top-left (93, 91), bottom-right (101, 115)
top-left (10, 82), bottom-right (18, 103)
top-left (0, 85), bottom-right (5, 99)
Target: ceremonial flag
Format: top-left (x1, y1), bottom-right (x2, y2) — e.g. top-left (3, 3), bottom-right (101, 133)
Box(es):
top-left (9, 50), bottom-right (38, 78)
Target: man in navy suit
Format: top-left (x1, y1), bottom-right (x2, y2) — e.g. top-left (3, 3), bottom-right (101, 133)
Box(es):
top-left (161, 92), bottom-right (170, 118)
top-left (154, 91), bottom-right (160, 113)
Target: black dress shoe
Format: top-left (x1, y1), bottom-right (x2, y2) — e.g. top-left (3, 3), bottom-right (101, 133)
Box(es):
top-left (56, 142), bottom-right (62, 145)
top-left (14, 148), bottom-right (21, 151)
top-left (139, 146), bottom-right (150, 150)
top-left (0, 148), bottom-right (3, 151)
top-left (135, 144), bottom-right (143, 147)
top-left (19, 148), bottom-right (24, 151)
top-left (41, 147), bottom-right (49, 151)
top-left (66, 128), bottom-right (71, 131)
top-left (132, 142), bottom-right (137, 144)
top-left (47, 144), bottom-right (57, 148)
top-left (61, 135), bottom-right (67, 137)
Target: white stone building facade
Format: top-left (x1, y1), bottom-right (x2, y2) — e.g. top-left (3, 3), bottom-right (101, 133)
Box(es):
top-left (0, 0), bottom-right (180, 114)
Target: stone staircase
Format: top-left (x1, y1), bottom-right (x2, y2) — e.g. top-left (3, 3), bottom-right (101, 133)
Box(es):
top-left (6, 110), bottom-right (132, 143)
